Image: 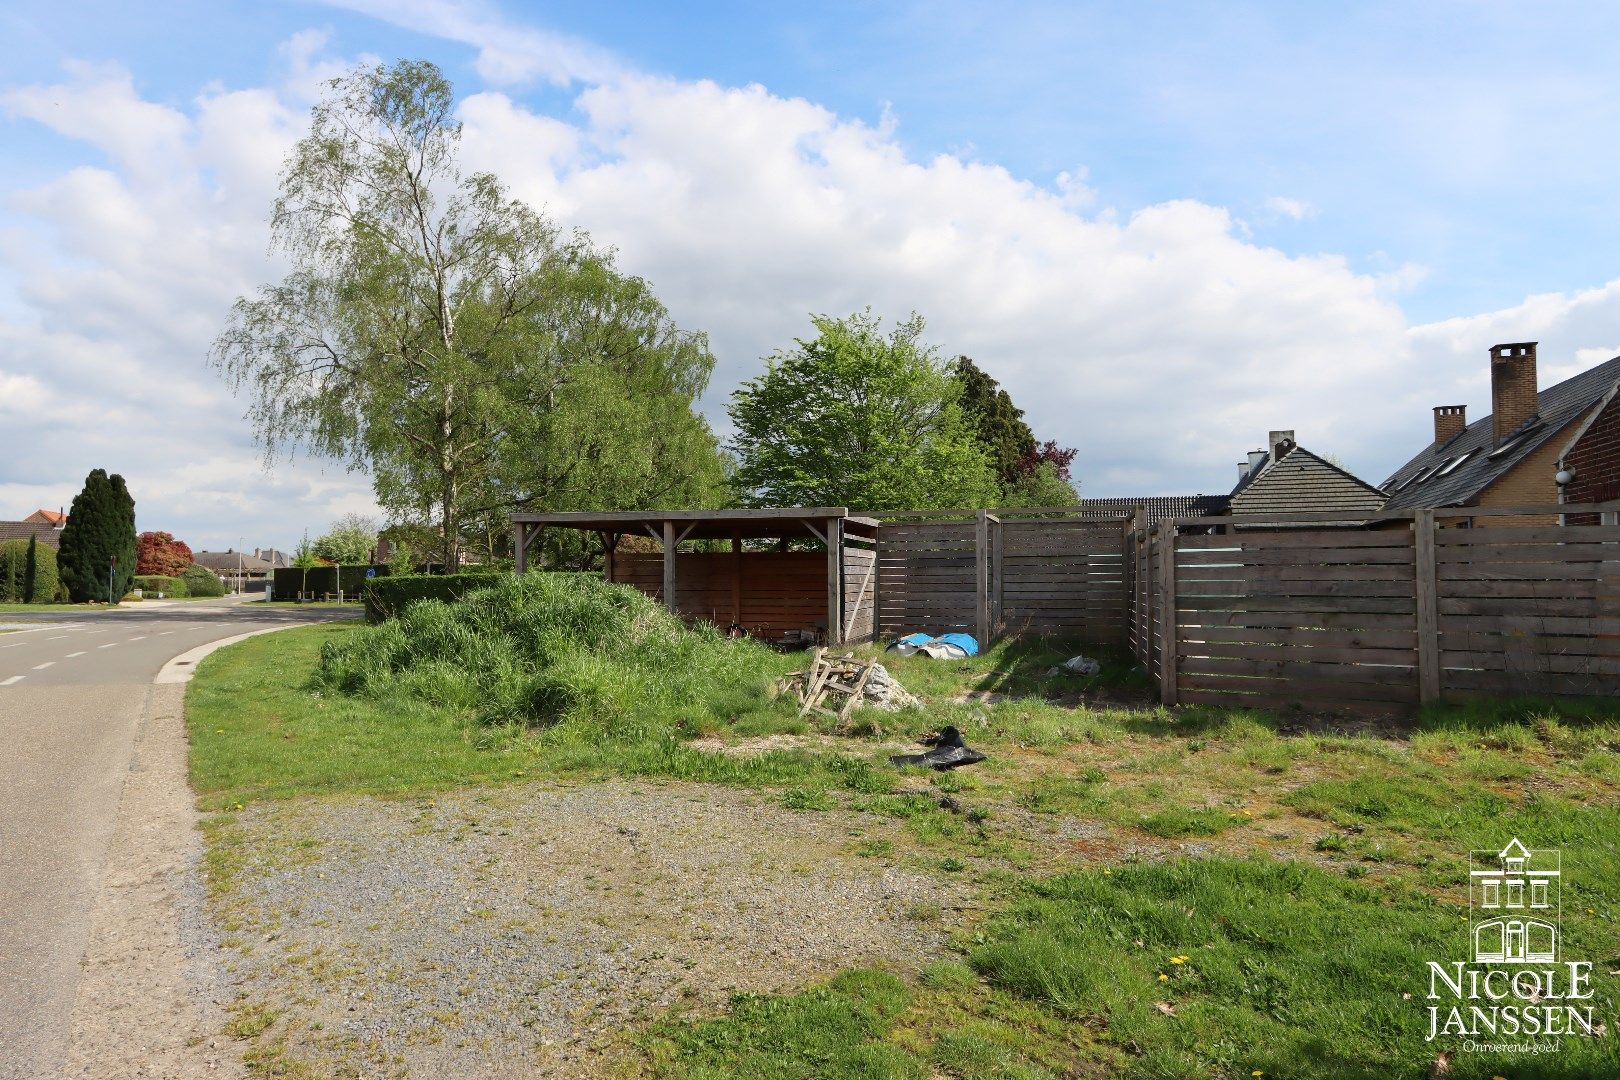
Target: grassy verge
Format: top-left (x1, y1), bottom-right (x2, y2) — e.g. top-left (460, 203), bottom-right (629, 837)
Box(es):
top-left (0, 601), bottom-right (113, 612)
top-left (188, 601), bottom-right (1620, 1078)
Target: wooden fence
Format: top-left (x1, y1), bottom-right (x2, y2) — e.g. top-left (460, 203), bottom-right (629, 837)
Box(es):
top-left (873, 512), bottom-right (1128, 642)
top-left (1134, 501), bottom-right (1620, 713)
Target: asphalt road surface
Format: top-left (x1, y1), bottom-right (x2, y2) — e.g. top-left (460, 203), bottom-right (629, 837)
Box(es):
top-left (0, 596), bottom-right (353, 1078)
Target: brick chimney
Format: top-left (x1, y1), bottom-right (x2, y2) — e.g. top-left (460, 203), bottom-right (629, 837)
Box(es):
top-left (1490, 342), bottom-right (1538, 447)
top-left (1433, 405), bottom-right (1466, 446)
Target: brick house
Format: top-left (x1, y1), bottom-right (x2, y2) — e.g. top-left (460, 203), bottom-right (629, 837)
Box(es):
top-left (1226, 429), bottom-right (1387, 523)
top-left (1382, 342), bottom-right (1620, 526)
top-left (24, 508), bottom-right (65, 526)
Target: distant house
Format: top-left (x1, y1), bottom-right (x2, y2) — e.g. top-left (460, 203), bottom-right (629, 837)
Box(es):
top-left (1382, 342), bottom-right (1620, 526)
top-left (0, 519), bottom-right (65, 549)
top-left (193, 549), bottom-right (276, 592)
top-left (254, 547), bottom-right (292, 568)
top-left (1226, 430), bottom-right (1387, 524)
top-left (24, 508), bottom-right (65, 526)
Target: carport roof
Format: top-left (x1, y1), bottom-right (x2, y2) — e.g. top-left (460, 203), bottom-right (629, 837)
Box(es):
top-left (510, 508), bottom-right (880, 541)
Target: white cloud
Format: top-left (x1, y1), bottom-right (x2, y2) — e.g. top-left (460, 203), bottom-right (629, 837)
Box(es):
top-left (7, 10), bottom-right (1620, 558)
top-left (1264, 195), bottom-right (1315, 222)
top-left (318, 0), bottom-right (619, 86)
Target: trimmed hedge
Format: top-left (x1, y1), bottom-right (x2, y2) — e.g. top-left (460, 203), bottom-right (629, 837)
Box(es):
top-left (0, 538), bottom-right (60, 603)
top-left (133, 574), bottom-right (188, 598)
top-left (181, 563), bottom-right (228, 598)
top-left (361, 571), bottom-right (507, 622)
top-left (271, 564), bottom-right (390, 600)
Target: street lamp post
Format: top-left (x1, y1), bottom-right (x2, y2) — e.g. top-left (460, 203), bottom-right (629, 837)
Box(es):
top-left (108, 554), bottom-right (117, 605)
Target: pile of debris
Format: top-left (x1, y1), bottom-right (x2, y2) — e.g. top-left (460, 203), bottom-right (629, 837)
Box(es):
top-left (775, 649), bottom-right (921, 724)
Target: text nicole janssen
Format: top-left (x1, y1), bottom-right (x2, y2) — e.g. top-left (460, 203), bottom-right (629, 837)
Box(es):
top-left (1427, 962), bottom-right (1597, 1041)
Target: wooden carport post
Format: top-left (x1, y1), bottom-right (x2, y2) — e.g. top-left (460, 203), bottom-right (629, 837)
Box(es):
top-left (513, 521), bottom-right (528, 574)
top-left (825, 516), bottom-right (844, 646)
top-left (662, 520), bottom-right (677, 610)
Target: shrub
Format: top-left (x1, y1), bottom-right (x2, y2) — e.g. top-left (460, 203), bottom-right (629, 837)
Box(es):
top-left (0, 538), bottom-right (59, 603)
top-left (136, 531), bottom-right (193, 576)
top-left (181, 563), bottom-right (228, 598)
top-left (318, 572), bottom-right (778, 734)
top-left (133, 574), bottom-right (187, 598)
top-left (273, 564), bottom-right (390, 601)
top-left (58, 468), bottom-right (136, 602)
top-left (360, 570), bottom-right (502, 622)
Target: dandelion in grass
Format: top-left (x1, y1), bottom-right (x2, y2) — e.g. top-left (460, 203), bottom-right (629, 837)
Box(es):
top-left (1157, 973), bottom-right (1168, 981)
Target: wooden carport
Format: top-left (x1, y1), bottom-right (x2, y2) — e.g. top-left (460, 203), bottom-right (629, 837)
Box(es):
top-left (511, 508), bottom-right (879, 645)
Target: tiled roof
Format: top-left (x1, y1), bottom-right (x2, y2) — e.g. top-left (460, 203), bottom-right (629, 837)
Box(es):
top-left (25, 509), bottom-right (65, 524)
top-left (1061, 496), bottom-right (1229, 522)
top-left (193, 550), bottom-right (276, 572)
top-left (0, 521), bottom-right (63, 548)
top-left (1229, 445), bottom-right (1387, 517)
top-left (1383, 353), bottom-right (1620, 509)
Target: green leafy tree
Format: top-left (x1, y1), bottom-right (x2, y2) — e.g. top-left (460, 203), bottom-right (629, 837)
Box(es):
top-left (57, 468), bottom-right (136, 602)
top-left (313, 514), bottom-right (377, 564)
top-left (999, 460), bottom-right (1081, 507)
top-left (954, 356), bottom-right (1037, 491)
top-left (212, 60), bottom-right (723, 570)
top-left (729, 311), bottom-right (997, 510)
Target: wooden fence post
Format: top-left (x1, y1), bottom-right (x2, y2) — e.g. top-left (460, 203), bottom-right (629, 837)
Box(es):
top-left (975, 510), bottom-right (990, 644)
top-left (990, 514), bottom-right (1004, 635)
top-left (1414, 508), bottom-right (1440, 704)
top-left (513, 522), bottom-right (527, 574)
top-left (1158, 522), bottom-right (1178, 706)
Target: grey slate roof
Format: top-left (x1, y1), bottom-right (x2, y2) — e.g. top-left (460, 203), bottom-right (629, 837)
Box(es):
top-left (0, 521), bottom-right (63, 548)
top-left (1228, 445), bottom-right (1387, 517)
top-left (1382, 353), bottom-right (1620, 509)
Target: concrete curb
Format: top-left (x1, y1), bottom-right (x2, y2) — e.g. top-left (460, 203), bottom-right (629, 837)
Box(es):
top-left (154, 626), bottom-right (300, 685)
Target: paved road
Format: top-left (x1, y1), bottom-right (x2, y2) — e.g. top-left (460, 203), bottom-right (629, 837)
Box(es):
top-left (0, 597), bottom-right (354, 1079)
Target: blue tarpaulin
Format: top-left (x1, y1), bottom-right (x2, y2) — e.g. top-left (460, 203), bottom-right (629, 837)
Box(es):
top-left (887, 633), bottom-right (980, 659)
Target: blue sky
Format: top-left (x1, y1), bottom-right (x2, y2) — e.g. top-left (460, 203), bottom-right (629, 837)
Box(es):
top-left (4, 0), bottom-right (1620, 547)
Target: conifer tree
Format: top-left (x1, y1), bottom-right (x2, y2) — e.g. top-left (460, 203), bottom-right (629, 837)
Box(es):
top-left (58, 469), bottom-right (138, 602)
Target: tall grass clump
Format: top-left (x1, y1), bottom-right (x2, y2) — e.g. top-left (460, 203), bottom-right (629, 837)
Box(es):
top-left (316, 572), bottom-right (781, 737)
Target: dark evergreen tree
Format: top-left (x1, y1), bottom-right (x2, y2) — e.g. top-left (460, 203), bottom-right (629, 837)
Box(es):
top-left (953, 356), bottom-right (1037, 490)
top-left (58, 469), bottom-right (138, 602)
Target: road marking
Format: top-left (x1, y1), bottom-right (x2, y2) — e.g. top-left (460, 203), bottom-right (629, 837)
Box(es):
top-left (47, 635), bottom-right (68, 640)
top-left (82, 628), bottom-right (107, 634)
top-left (65, 651), bottom-right (86, 658)
top-left (32, 661), bottom-right (54, 670)
top-left (128, 636), bottom-right (148, 641)
top-left (98, 643), bottom-right (117, 649)
top-left (0, 675), bottom-right (22, 686)
top-left (157, 631), bottom-right (174, 636)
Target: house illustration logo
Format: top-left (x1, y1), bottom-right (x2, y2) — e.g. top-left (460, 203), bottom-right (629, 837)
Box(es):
top-left (1470, 838), bottom-right (1559, 965)
top-left (1425, 837), bottom-right (1597, 1047)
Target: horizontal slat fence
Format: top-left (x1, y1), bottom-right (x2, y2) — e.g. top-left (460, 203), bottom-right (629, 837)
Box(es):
top-left (611, 552), bottom-right (827, 640)
top-left (875, 522), bottom-right (978, 638)
top-left (842, 543), bottom-right (877, 643)
top-left (1435, 525), bottom-right (1620, 696)
top-left (875, 515), bottom-right (1128, 642)
top-left (999, 521), bottom-right (1127, 640)
top-left (1173, 529), bottom-right (1420, 711)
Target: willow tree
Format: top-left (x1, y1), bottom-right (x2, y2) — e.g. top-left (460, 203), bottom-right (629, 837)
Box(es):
top-left (212, 60), bottom-right (722, 568)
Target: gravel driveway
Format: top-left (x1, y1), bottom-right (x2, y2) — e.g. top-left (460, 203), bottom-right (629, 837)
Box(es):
top-left (205, 779), bottom-right (973, 1077)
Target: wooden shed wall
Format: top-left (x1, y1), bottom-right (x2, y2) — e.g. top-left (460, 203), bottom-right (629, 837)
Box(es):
top-left (609, 551), bottom-right (828, 640)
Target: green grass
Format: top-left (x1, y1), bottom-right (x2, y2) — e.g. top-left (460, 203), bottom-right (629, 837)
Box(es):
top-left (186, 622), bottom-right (904, 810)
top-left (186, 578), bottom-right (1620, 1077)
top-left (0, 601), bottom-right (112, 612)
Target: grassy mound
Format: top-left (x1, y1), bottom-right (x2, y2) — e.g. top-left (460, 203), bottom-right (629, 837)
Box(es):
top-left (316, 572), bottom-right (782, 736)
